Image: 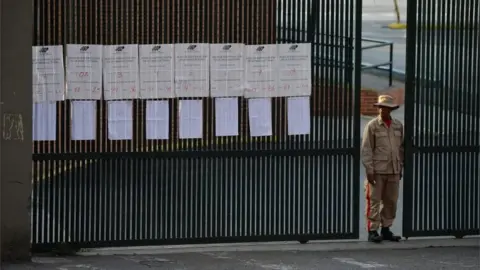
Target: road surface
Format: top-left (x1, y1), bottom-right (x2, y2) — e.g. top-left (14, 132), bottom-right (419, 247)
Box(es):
top-left (5, 246), bottom-right (480, 269)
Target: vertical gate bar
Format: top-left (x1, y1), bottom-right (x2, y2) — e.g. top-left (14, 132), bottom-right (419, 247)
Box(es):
top-left (39, 162), bottom-right (45, 246)
top-left (437, 0), bottom-right (447, 232)
top-left (475, 154), bottom-right (479, 232)
top-left (266, 0), bottom-right (272, 237)
top-left (427, 0), bottom-right (435, 233)
top-left (453, 0), bottom-right (462, 232)
top-left (471, 0), bottom-right (479, 232)
top-left (460, 2), bottom-right (469, 232)
top-left (403, 0), bottom-right (417, 238)
top-left (331, 0), bottom-right (339, 234)
top-left (465, 0), bottom-right (473, 145)
top-left (57, 0), bottom-right (65, 246)
top-left (343, 0), bottom-right (351, 235)
top-left (305, 0), bottom-right (313, 235)
top-left (326, 0), bottom-right (332, 150)
top-left (31, 0), bottom-right (39, 249)
top-left (475, 0), bottom-right (480, 149)
top-left (352, 0), bottom-right (362, 239)
top-left (443, 0), bottom-right (454, 232)
top-left (313, 0), bottom-right (322, 236)
top-left (418, 0), bottom-right (425, 233)
top-left (319, 0), bottom-right (327, 234)
top-left (339, 0), bottom-right (345, 234)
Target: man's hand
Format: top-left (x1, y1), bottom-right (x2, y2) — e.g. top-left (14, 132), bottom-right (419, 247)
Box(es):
top-left (367, 173), bottom-right (376, 185)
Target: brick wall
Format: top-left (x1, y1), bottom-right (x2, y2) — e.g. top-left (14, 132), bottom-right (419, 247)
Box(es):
top-left (310, 85), bottom-right (380, 117)
top-left (360, 89), bottom-right (379, 116)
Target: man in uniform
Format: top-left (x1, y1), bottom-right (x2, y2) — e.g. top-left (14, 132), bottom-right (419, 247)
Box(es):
top-left (361, 95), bottom-right (404, 243)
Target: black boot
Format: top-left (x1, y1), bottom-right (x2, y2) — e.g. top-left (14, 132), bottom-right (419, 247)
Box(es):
top-left (381, 227), bottom-right (401, 242)
top-left (368, 230), bottom-right (383, 243)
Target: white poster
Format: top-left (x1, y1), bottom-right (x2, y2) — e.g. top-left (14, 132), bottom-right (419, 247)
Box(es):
top-left (287, 97), bottom-right (310, 135)
top-left (65, 44), bottom-right (103, 100)
top-left (178, 99), bottom-right (203, 139)
top-left (248, 98), bottom-right (273, 137)
top-left (139, 44), bottom-right (175, 99)
top-left (146, 100), bottom-right (170, 140)
top-left (244, 44), bottom-right (278, 98)
top-left (71, 101), bottom-right (96, 140)
top-left (103, 45), bottom-right (139, 100)
top-left (215, 97), bottom-right (239, 137)
top-left (107, 100), bottom-right (133, 140)
top-left (209, 44), bottom-right (245, 97)
top-left (32, 45), bottom-right (65, 102)
top-left (174, 44), bottom-right (210, 98)
top-left (33, 102), bottom-right (57, 141)
top-left (277, 43), bottom-right (312, 97)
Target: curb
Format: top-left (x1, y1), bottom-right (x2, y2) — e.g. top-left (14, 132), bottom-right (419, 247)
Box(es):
top-left (385, 23), bottom-right (479, 30)
top-left (77, 238), bottom-right (479, 256)
top-left (387, 23), bottom-right (407, 30)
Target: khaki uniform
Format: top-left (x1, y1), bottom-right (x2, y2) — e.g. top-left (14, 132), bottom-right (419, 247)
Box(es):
top-left (361, 117), bottom-right (404, 231)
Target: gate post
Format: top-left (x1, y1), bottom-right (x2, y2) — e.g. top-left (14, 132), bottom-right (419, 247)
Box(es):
top-left (0, 0), bottom-right (33, 262)
top-left (353, 0), bottom-right (363, 239)
top-left (402, 0), bottom-right (417, 238)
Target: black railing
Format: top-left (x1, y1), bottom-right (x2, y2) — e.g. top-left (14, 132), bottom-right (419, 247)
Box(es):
top-left (277, 28), bottom-right (394, 86)
top-left (360, 38), bottom-right (394, 86)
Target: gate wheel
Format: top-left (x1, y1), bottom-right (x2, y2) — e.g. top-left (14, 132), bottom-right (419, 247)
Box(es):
top-left (454, 234), bottom-right (465, 239)
top-left (298, 240), bottom-right (309, 244)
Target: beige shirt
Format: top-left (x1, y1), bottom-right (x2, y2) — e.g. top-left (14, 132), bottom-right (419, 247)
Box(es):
top-left (361, 117), bottom-right (405, 175)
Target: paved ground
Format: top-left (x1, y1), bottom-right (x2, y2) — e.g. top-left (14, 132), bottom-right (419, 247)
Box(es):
top-left (4, 244), bottom-right (480, 269)
top-left (361, 0), bottom-right (408, 73)
top-left (362, 0), bottom-right (479, 87)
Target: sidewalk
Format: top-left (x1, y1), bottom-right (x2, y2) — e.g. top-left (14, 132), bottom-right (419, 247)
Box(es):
top-left (3, 238), bottom-right (479, 269)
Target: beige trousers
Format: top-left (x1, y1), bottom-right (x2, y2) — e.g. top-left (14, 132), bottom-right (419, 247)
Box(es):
top-left (364, 174), bottom-right (400, 231)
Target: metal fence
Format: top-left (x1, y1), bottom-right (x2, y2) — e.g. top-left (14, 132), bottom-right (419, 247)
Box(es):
top-left (31, 0), bottom-right (362, 252)
top-left (403, 0), bottom-right (480, 238)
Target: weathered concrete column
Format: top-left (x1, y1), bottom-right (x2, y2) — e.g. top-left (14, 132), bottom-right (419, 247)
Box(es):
top-left (0, 0), bottom-right (33, 262)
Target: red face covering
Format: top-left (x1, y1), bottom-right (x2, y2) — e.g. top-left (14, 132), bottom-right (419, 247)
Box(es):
top-left (384, 118), bottom-right (392, 128)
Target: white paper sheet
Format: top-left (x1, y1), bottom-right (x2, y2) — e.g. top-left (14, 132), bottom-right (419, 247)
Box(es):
top-left (103, 71), bottom-right (139, 100)
top-left (178, 99), bottom-right (203, 139)
top-left (139, 44), bottom-right (175, 99)
top-left (32, 46), bottom-right (65, 102)
top-left (287, 97), bottom-right (310, 135)
top-left (248, 98), bottom-right (272, 137)
top-left (215, 97), bottom-right (239, 137)
top-left (107, 100), bottom-right (133, 140)
top-left (174, 70), bottom-right (209, 97)
top-left (103, 45), bottom-right (140, 100)
top-left (174, 44), bottom-right (210, 97)
top-left (66, 44), bottom-right (103, 100)
top-left (146, 100), bottom-right (169, 140)
top-left (244, 45), bottom-right (278, 98)
top-left (277, 43), bottom-right (312, 97)
top-left (71, 101), bottom-right (96, 140)
top-left (33, 102), bottom-right (57, 141)
top-left (210, 44), bottom-right (245, 97)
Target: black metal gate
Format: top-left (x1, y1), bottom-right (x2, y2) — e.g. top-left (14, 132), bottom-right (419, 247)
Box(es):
top-left (31, 0), bottom-right (362, 251)
top-left (403, 0), bottom-right (480, 238)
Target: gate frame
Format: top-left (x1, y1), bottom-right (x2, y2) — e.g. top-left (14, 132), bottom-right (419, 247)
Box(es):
top-left (30, 0), bottom-right (365, 252)
top-left (403, 0), bottom-right (480, 239)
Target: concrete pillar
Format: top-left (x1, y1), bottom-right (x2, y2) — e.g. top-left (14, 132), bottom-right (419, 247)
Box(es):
top-left (0, 0), bottom-right (33, 262)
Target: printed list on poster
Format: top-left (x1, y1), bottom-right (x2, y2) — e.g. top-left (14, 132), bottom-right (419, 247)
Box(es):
top-left (31, 43), bottom-right (313, 142)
